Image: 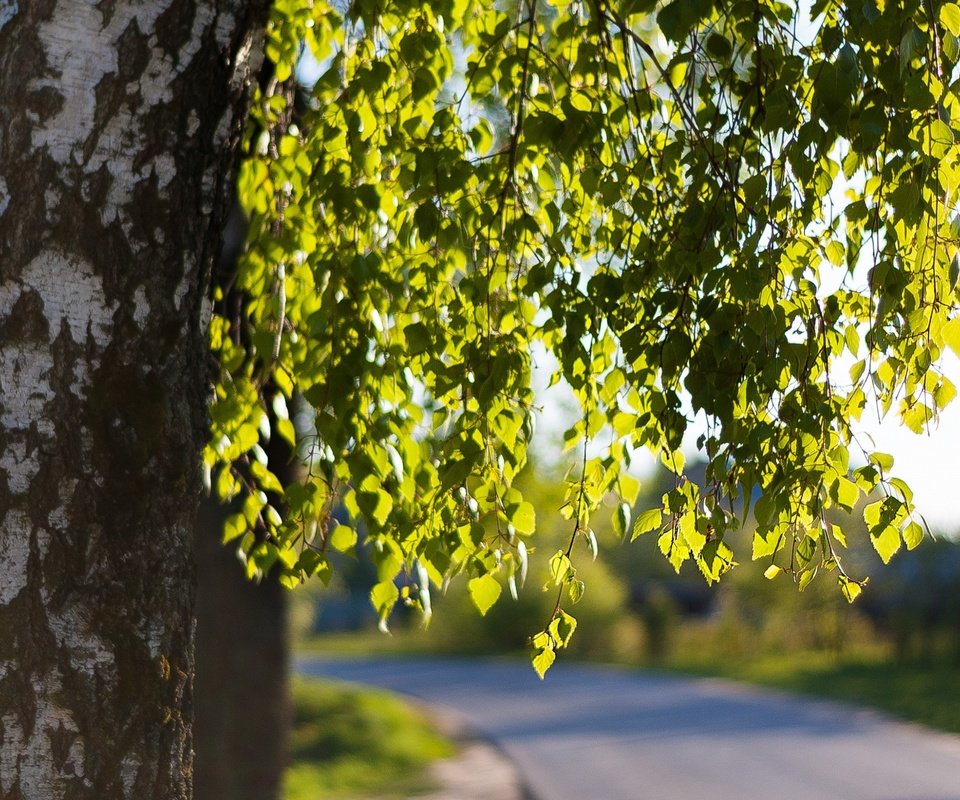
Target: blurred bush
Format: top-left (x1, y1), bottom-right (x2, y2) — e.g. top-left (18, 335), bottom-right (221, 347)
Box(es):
top-left (426, 548), bottom-right (642, 659)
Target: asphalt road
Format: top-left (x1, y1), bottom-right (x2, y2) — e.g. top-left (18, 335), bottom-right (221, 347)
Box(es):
top-left (299, 657), bottom-right (960, 800)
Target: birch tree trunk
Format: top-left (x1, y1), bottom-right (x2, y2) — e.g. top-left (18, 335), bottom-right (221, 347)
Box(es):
top-left (0, 2), bottom-right (266, 797)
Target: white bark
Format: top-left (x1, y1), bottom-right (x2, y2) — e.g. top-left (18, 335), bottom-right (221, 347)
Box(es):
top-left (0, 1), bottom-right (267, 797)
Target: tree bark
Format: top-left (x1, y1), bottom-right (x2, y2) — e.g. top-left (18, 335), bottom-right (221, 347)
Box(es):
top-left (193, 498), bottom-right (290, 800)
top-left (0, 2), bottom-right (266, 797)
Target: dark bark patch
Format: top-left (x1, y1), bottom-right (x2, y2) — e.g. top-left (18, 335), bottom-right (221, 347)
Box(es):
top-left (124, 173), bottom-right (173, 263)
top-left (154, 1), bottom-right (195, 63)
top-left (86, 18), bottom-right (150, 164)
top-left (96, 0), bottom-right (120, 30)
top-left (0, 625), bottom-right (38, 736)
top-left (26, 85), bottom-right (64, 125)
top-left (48, 720), bottom-right (78, 772)
top-left (0, 148), bottom-right (65, 270)
top-left (0, 289), bottom-right (47, 341)
top-left (115, 16), bottom-right (150, 82)
top-left (87, 361), bottom-right (170, 481)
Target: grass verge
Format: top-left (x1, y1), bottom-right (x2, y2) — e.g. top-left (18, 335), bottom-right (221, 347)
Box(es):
top-left (666, 651), bottom-right (960, 734)
top-left (284, 677), bottom-right (455, 800)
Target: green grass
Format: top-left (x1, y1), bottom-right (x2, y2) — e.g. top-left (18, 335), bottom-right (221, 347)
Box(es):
top-left (666, 651), bottom-right (960, 734)
top-left (283, 677), bottom-right (455, 800)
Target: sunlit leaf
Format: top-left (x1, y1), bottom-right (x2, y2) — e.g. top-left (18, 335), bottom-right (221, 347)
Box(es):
top-left (468, 573), bottom-right (502, 616)
top-left (631, 508), bottom-right (662, 540)
top-left (531, 645), bottom-right (555, 680)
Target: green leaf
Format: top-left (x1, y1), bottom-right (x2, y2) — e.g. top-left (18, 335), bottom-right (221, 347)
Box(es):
top-left (901, 403), bottom-right (932, 434)
top-left (531, 645), bottom-right (555, 680)
top-left (888, 477), bottom-right (913, 504)
top-left (468, 573), bottom-right (502, 616)
top-left (568, 579), bottom-right (585, 604)
top-left (868, 522), bottom-right (902, 565)
top-left (752, 529), bottom-right (782, 560)
top-left (863, 499), bottom-right (883, 529)
top-left (370, 580), bottom-right (399, 620)
top-left (251, 461), bottom-right (283, 494)
top-left (839, 575), bottom-right (865, 603)
top-left (509, 501), bottom-right (536, 535)
top-left (705, 32), bottom-right (732, 60)
top-left (697, 540), bottom-right (734, 583)
top-left (221, 513), bottom-right (247, 545)
top-left (942, 3), bottom-right (960, 36)
top-left (548, 550), bottom-right (575, 586)
top-left (868, 452), bottom-right (894, 472)
top-left (928, 119), bottom-right (954, 159)
top-left (299, 550), bottom-right (330, 582)
top-left (358, 488), bottom-right (394, 528)
top-left (279, 572), bottom-right (301, 590)
top-left (612, 501), bottom-right (631, 539)
top-left (329, 524), bottom-right (357, 553)
top-left (942, 318), bottom-right (960, 357)
top-left (569, 92), bottom-right (592, 113)
top-left (903, 520), bottom-right (924, 549)
top-left (844, 325), bottom-right (860, 356)
top-left (414, 202), bottom-right (439, 240)
top-left (900, 26), bottom-right (925, 74)
top-left (276, 416), bottom-right (297, 447)
top-left (830, 523), bottom-right (848, 548)
top-left (549, 611), bottom-right (577, 648)
top-left (825, 240), bottom-right (845, 266)
top-left (631, 508), bottom-right (663, 540)
top-left (657, 0), bottom-right (699, 43)
top-left (833, 476), bottom-right (859, 511)
top-left (404, 322), bottom-right (431, 355)
top-left (440, 458), bottom-right (473, 492)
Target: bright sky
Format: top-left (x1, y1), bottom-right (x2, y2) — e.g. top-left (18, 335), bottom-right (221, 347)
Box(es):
top-left (854, 357), bottom-right (960, 534)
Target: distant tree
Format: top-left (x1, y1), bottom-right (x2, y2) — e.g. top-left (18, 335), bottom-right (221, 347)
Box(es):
top-left (862, 538), bottom-right (960, 662)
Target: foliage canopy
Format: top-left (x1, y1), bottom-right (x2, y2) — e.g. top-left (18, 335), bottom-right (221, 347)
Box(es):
top-left (208, 0), bottom-right (960, 673)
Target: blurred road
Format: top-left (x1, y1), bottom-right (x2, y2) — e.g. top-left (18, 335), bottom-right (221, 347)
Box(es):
top-left (299, 657), bottom-right (960, 800)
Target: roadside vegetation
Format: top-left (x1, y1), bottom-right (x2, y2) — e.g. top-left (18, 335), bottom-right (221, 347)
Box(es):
top-left (669, 652), bottom-right (960, 735)
top-left (283, 678), bottom-right (453, 800)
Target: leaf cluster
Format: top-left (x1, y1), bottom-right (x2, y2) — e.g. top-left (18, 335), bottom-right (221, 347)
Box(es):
top-left (208, 0), bottom-right (960, 674)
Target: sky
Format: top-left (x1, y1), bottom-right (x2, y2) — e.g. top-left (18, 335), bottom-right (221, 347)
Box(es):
top-left (854, 357), bottom-right (960, 533)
